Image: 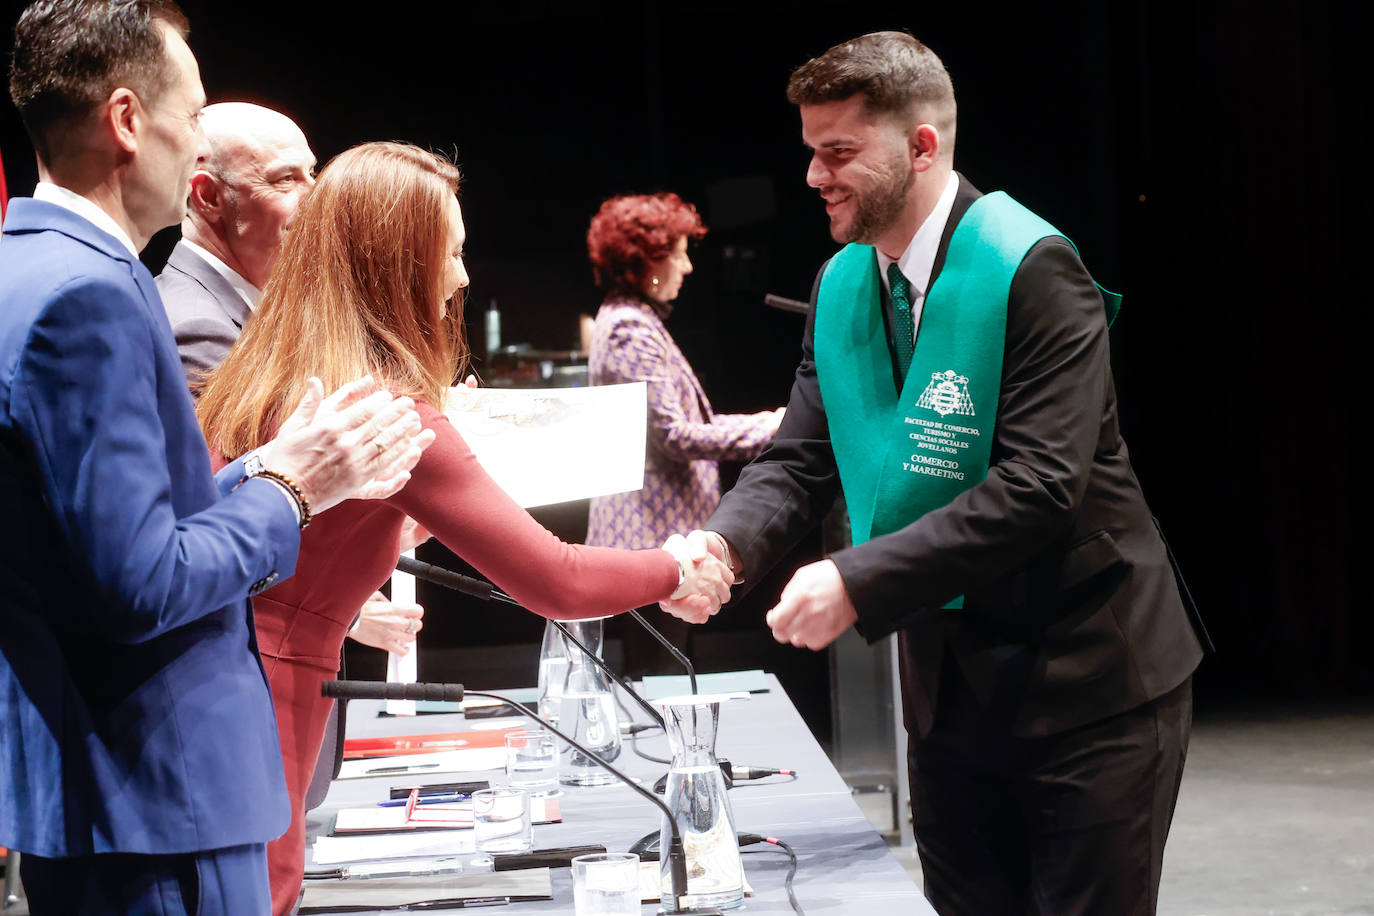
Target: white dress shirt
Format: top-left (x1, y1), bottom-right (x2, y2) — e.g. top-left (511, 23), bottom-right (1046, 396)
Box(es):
top-left (32, 181), bottom-right (139, 258)
top-left (875, 171), bottom-right (961, 345)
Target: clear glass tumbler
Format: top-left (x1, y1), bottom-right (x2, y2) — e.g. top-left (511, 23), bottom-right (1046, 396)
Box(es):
top-left (472, 787), bottom-right (532, 863)
top-left (572, 852), bottom-right (640, 916)
top-left (505, 728), bottom-right (560, 797)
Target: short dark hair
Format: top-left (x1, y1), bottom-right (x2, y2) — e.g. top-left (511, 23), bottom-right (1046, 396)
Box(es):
top-left (9, 0), bottom-right (190, 161)
top-left (787, 31), bottom-right (956, 138)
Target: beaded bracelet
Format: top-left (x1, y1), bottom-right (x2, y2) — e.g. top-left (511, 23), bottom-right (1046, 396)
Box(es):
top-left (257, 469), bottom-right (312, 529)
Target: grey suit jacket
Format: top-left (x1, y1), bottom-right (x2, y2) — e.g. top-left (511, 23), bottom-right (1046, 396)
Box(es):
top-left (155, 239), bottom-right (253, 392)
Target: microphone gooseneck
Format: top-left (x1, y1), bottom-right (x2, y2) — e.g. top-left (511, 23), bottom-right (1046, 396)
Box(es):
top-left (397, 556), bottom-right (700, 696)
top-left (321, 679), bottom-right (695, 913)
top-left (627, 609), bottom-right (698, 695)
top-left (394, 555), bottom-right (519, 606)
top-left (551, 620), bottom-right (666, 729)
top-left (763, 293), bottom-right (810, 315)
top-left (393, 556), bottom-right (692, 728)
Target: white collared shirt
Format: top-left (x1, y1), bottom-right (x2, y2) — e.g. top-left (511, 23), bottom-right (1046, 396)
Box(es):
top-left (875, 171), bottom-right (961, 344)
top-left (32, 181), bottom-right (139, 258)
top-left (178, 238), bottom-right (261, 310)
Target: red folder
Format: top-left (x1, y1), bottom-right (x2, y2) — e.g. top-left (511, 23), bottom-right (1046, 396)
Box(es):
top-left (342, 726), bottom-right (522, 759)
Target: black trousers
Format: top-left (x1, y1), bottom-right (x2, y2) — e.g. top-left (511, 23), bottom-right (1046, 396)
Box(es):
top-left (910, 670), bottom-right (1192, 916)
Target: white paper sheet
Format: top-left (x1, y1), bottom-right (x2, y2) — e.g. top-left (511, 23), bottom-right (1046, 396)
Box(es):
top-left (333, 804), bottom-right (473, 833)
top-left (335, 747), bottom-right (507, 781)
top-left (312, 830), bottom-right (476, 865)
top-left (385, 550), bottom-right (418, 716)
top-left (332, 796), bottom-right (559, 834)
top-left (442, 383), bottom-right (646, 508)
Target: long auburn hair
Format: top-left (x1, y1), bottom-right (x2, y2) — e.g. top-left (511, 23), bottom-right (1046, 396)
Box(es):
top-left (198, 141), bottom-right (466, 455)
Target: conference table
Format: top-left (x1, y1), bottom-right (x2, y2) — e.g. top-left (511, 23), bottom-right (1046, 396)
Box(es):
top-left (304, 675), bottom-right (933, 914)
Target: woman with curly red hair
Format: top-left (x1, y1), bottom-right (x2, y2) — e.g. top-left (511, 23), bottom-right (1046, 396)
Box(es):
top-left (584, 193), bottom-right (784, 672)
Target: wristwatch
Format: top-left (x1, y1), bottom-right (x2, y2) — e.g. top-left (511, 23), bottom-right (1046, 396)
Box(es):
top-left (237, 449), bottom-right (311, 529)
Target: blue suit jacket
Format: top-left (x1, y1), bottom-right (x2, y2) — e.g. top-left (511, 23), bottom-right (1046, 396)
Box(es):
top-left (0, 198), bottom-right (297, 856)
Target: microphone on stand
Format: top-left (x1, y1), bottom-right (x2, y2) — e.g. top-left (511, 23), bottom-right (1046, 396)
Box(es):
top-left (326, 680), bottom-right (465, 703)
top-left (321, 679), bottom-right (714, 915)
top-left (627, 609), bottom-right (697, 695)
top-left (396, 555), bottom-right (510, 604)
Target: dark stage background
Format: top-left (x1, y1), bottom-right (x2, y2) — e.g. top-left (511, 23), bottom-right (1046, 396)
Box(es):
top-left (2, 1), bottom-right (1369, 739)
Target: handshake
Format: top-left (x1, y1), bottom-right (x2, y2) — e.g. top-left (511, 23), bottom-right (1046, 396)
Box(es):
top-left (657, 530), bottom-right (859, 650)
top-left (657, 530), bottom-right (737, 625)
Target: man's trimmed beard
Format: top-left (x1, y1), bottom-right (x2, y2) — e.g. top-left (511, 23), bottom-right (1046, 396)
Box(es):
top-left (836, 152), bottom-right (916, 245)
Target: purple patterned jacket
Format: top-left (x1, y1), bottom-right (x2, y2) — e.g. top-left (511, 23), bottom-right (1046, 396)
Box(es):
top-left (586, 295), bottom-right (777, 550)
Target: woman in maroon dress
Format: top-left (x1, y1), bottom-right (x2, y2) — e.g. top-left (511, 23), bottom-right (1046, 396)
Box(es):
top-left (196, 142), bottom-right (732, 915)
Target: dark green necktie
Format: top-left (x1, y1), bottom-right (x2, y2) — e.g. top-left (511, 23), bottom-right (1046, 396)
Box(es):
top-left (888, 263), bottom-right (915, 378)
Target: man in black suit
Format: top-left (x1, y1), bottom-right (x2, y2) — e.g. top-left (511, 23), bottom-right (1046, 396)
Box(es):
top-left (665, 31), bottom-right (1205, 915)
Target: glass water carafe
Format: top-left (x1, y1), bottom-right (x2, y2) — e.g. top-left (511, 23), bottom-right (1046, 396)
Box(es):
top-left (657, 694), bottom-right (745, 910)
top-left (536, 620), bottom-right (569, 727)
top-left (556, 618), bottom-right (621, 786)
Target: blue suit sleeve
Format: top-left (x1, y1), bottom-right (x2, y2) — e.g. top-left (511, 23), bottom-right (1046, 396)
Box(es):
top-left (215, 455), bottom-right (248, 497)
top-left (11, 274), bottom-right (300, 643)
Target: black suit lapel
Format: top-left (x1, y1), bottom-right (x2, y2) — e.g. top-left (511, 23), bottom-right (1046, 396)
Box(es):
top-left (926, 173), bottom-right (983, 291)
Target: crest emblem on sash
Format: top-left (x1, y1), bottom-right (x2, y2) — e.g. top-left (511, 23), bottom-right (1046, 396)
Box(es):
top-left (916, 370), bottom-right (975, 417)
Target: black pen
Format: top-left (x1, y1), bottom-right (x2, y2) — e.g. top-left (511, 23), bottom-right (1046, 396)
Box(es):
top-left (365, 762), bottom-right (441, 775)
top-left (407, 896), bottom-right (509, 910)
top-left (301, 896), bottom-right (509, 913)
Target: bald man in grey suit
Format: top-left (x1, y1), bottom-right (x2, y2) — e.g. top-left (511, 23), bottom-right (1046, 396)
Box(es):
top-left (158, 102), bottom-right (315, 389)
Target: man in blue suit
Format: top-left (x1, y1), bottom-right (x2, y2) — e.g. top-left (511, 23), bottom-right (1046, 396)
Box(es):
top-left (0, 2), bottom-right (432, 912)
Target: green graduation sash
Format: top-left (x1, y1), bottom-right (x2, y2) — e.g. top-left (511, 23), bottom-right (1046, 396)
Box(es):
top-left (814, 191), bottom-right (1120, 609)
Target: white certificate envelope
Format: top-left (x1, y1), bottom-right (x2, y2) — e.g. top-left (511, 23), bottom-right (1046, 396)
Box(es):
top-left (443, 382), bottom-right (647, 508)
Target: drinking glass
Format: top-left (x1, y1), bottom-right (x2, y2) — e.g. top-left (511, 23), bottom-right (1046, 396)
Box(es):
top-left (472, 787), bottom-right (532, 862)
top-left (572, 852), bottom-right (640, 916)
top-left (505, 727), bottom-right (560, 797)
